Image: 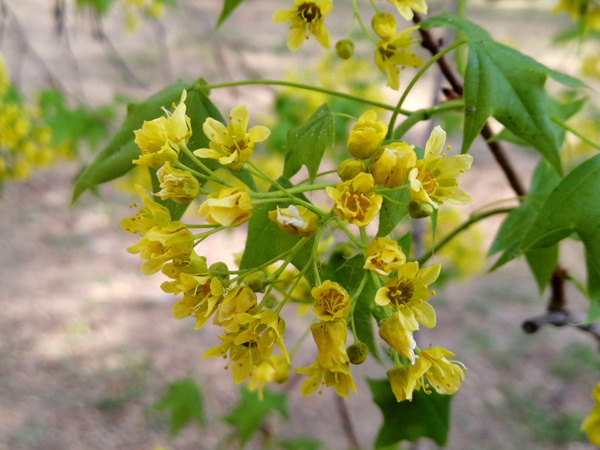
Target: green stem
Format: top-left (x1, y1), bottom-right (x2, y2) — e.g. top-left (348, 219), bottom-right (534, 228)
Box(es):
top-left (179, 142), bottom-right (233, 188)
top-left (349, 273), bottom-right (369, 341)
top-left (369, 0), bottom-right (380, 13)
top-left (551, 116), bottom-right (600, 151)
top-left (312, 227), bottom-right (324, 286)
top-left (174, 162), bottom-right (221, 189)
top-left (381, 193), bottom-right (408, 208)
top-left (251, 198), bottom-right (290, 205)
top-left (334, 216), bottom-right (367, 249)
top-left (269, 237), bottom-right (311, 281)
top-left (289, 320), bottom-right (318, 359)
top-left (275, 256), bottom-right (312, 315)
top-left (359, 226), bottom-right (368, 246)
top-left (184, 224), bottom-right (220, 229)
top-left (351, 0), bottom-right (378, 44)
top-left (250, 183), bottom-right (335, 198)
top-left (392, 99), bottom-right (464, 139)
top-left (377, 185), bottom-right (409, 194)
top-left (387, 38), bottom-right (469, 139)
top-left (333, 112), bottom-right (358, 121)
top-left (204, 80), bottom-right (404, 114)
top-left (193, 225), bottom-right (226, 242)
top-left (417, 207), bottom-right (514, 265)
top-left (296, 169), bottom-right (338, 185)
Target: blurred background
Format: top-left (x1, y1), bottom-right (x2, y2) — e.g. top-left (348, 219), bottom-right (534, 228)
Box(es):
top-left (1, 0), bottom-right (599, 449)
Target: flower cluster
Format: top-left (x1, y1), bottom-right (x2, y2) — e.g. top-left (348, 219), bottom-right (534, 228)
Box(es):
top-left (582, 382), bottom-right (600, 446)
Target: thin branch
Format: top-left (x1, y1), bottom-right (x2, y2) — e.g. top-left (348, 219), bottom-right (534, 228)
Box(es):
top-left (522, 310), bottom-right (600, 349)
top-left (335, 394), bottom-right (361, 450)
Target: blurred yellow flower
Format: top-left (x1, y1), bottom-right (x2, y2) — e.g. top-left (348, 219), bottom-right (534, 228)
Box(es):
top-left (273, 0), bottom-right (333, 51)
top-left (370, 142), bottom-right (417, 188)
top-left (379, 312), bottom-right (419, 363)
top-left (346, 110), bottom-right (388, 159)
top-left (386, 360), bottom-right (429, 402)
top-left (408, 126), bottom-right (473, 208)
top-left (372, 13), bottom-right (423, 90)
top-left (582, 382), bottom-right (600, 445)
top-left (326, 172), bottom-right (383, 227)
top-left (120, 184), bottom-right (172, 234)
top-left (195, 105), bottom-right (270, 172)
top-left (311, 280), bottom-right (351, 321)
top-left (198, 187), bottom-right (252, 227)
top-left (268, 204), bottom-right (319, 237)
top-left (364, 237), bottom-right (407, 276)
top-left (387, 0), bottom-right (428, 21)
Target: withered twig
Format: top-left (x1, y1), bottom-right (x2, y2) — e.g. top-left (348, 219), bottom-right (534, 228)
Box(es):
top-left (522, 310), bottom-right (600, 348)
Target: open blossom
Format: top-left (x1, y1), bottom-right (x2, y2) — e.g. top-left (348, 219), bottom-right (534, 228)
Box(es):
top-left (213, 285), bottom-right (258, 332)
top-left (387, 360), bottom-right (429, 402)
top-left (408, 126), bottom-right (473, 208)
top-left (155, 162), bottom-right (200, 204)
top-left (311, 320), bottom-right (349, 370)
top-left (194, 105), bottom-right (270, 172)
top-left (326, 172), bottom-right (383, 227)
top-left (202, 310), bottom-right (289, 384)
top-left (372, 13), bottom-right (423, 90)
top-left (120, 184), bottom-right (172, 234)
top-left (375, 262), bottom-right (441, 329)
top-left (364, 237), bottom-right (407, 276)
top-left (420, 347), bottom-right (466, 395)
top-left (295, 359), bottom-right (357, 399)
top-left (370, 142), bottom-right (417, 188)
top-left (311, 280), bottom-right (351, 321)
top-left (268, 204), bottom-right (318, 237)
top-left (273, 0), bottom-right (332, 51)
top-left (379, 312), bottom-right (419, 364)
top-left (133, 90), bottom-right (191, 169)
top-left (164, 273), bottom-right (224, 330)
top-left (127, 221), bottom-right (194, 275)
top-left (346, 110), bottom-right (388, 159)
top-left (387, 0), bottom-right (428, 21)
top-left (198, 187), bottom-right (252, 227)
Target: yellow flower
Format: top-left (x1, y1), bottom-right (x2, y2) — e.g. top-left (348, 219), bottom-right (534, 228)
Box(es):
top-left (166, 273), bottom-right (224, 330)
top-left (161, 250), bottom-right (207, 281)
top-left (295, 359), bottom-right (357, 399)
top-left (408, 126), bottom-right (473, 208)
top-left (364, 237), bottom-right (407, 276)
top-left (273, 0), bottom-right (333, 51)
top-left (582, 383), bottom-right (600, 446)
top-left (198, 187), bottom-right (252, 227)
top-left (386, 360), bottom-right (429, 402)
top-left (337, 159), bottom-right (368, 181)
top-left (387, 0), bottom-right (428, 21)
top-left (155, 162), bottom-right (200, 204)
top-left (120, 184), bottom-right (172, 234)
top-left (311, 280), bottom-right (351, 321)
top-left (213, 285), bottom-right (258, 332)
top-left (133, 90), bottom-right (191, 169)
top-left (553, 0), bottom-right (600, 30)
top-left (268, 204), bottom-right (319, 237)
top-left (379, 312), bottom-right (419, 364)
top-left (370, 142), bottom-right (417, 188)
top-left (247, 355), bottom-right (290, 400)
top-left (326, 172), bottom-right (383, 227)
top-left (202, 311), bottom-right (289, 384)
top-left (127, 221), bottom-right (194, 275)
top-left (375, 262), bottom-right (441, 329)
top-left (346, 110), bottom-right (388, 159)
top-left (311, 320), bottom-right (349, 369)
top-left (372, 13), bottom-right (423, 90)
top-left (420, 347), bottom-right (466, 395)
top-left (194, 105), bottom-right (270, 172)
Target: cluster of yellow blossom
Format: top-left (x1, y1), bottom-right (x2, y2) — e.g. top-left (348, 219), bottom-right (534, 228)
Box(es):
top-left (121, 93), bottom-right (471, 401)
top-left (553, 0), bottom-right (600, 31)
top-left (582, 382), bottom-right (600, 445)
top-left (0, 54), bottom-right (71, 184)
top-left (121, 0), bottom-right (165, 33)
top-left (273, 1), bottom-right (424, 90)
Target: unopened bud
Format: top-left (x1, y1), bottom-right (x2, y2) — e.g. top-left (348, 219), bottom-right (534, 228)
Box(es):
top-left (209, 262), bottom-right (230, 287)
top-left (337, 159), bottom-right (368, 181)
top-left (335, 39), bottom-right (355, 60)
top-left (262, 293), bottom-right (278, 309)
top-left (408, 200), bottom-right (434, 219)
top-left (347, 343), bottom-right (369, 365)
top-left (244, 271), bottom-right (267, 293)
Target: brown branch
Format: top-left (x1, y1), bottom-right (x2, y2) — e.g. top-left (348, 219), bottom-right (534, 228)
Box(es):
top-left (522, 310), bottom-right (600, 348)
top-left (335, 394), bottom-right (361, 450)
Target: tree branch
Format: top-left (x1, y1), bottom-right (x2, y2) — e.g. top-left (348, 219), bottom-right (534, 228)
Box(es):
top-left (522, 310), bottom-right (600, 349)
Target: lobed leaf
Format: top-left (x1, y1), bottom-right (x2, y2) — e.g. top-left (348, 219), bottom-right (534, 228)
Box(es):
top-left (152, 378), bottom-right (204, 436)
top-left (216, 0), bottom-right (246, 27)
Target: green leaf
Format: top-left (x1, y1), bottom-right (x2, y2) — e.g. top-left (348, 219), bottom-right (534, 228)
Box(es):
top-left (377, 190), bottom-right (410, 237)
top-left (421, 13), bottom-right (586, 175)
top-left (153, 378), bottom-right (204, 436)
top-left (240, 177), bottom-right (316, 286)
top-left (225, 386), bottom-right (288, 446)
top-left (368, 378), bottom-right (451, 448)
top-left (76, 0), bottom-right (115, 14)
top-left (521, 154), bottom-right (600, 321)
top-left (488, 159), bottom-right (562, 289)
top-left (280, 438), bottom-right (325, 450)
top-left (216, 0), bottom-right (245, 27)
top-left (283, 103), bottom-right (335, 183)
top-left (525, 245), bottom-right (559, 294)
top-left (397, 231), bottom-right (412, 257)
top-left (71, 80), bottom-right (190, 204)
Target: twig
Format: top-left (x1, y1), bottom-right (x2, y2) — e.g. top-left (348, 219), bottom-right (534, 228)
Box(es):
top-left (522, 310), bottom-right (600, 348)
top-left (150, 18), bottom-right (172, 85)
top-left (335, 394), bottom-right (361, 450)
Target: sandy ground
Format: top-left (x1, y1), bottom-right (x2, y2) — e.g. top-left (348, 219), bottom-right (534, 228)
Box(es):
top-left (1, 0), bottom-right (599, 449)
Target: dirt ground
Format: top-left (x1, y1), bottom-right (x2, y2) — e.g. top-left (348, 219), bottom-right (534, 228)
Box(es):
top-left (1, 0), bottom-right (599, 449)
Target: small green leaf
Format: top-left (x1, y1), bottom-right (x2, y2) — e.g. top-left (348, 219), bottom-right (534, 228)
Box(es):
top-left (280, 438), bottom-right (325, 450)
top-left (283, 104), bottom-right (335, 183)
top-left (525, 245), bottom-right (559, 294)
top-left (225, 386), bottom-right (288, 446)
top-left (71, 80), bottom-right (190, 204)
top-left (153, 378), bottom-right (204, 436)
top-left (240, 177), bottom-right (316, 286)
top-left (216, 0), bottom-right (246, 27)
top-left (397, 231), bottom-right (412, 257)
top-left (377, 190), bottom-right (410, 237)
top-left (421, 13), bottom-right (586, 175)
top-left (368, 378), bottom-right (451, 448)
top-left (521, 154), bottom-right (600, 321)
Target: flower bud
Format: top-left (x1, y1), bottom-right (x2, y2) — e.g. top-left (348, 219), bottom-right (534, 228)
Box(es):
top-left (337, 158), bottom-right (368, 181)
top-left (262, 293), bottom-right (278, 309)
top-left (347, 343), bottom-right (369, 365)
top-left (244, 271), bottom-right (267, 293)
top-left (335, 39), bottom-right (355, 59)
top-left (209, 262), bottom-right (230, 287)
top-left (408, 200), bottom-right (434, 219)
top-left (346, 110), bottom-right (388, 159)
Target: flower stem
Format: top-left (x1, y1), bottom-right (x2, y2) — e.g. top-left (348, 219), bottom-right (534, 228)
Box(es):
top-left (551, 116), bottom-right (600, 151)
top-left (352, 0), bottom-right (378, 44)
top-left (179, 142), bottom-right (233, 188)
top-left (334, 216), bottom-right (367, 249)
